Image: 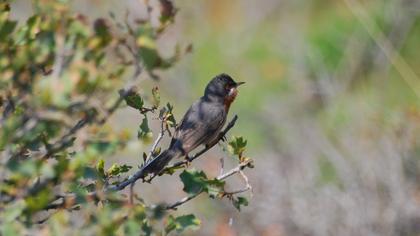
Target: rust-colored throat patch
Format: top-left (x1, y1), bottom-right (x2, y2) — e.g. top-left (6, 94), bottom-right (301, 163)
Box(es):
top-left (224, 87), bottom-right (238, 111)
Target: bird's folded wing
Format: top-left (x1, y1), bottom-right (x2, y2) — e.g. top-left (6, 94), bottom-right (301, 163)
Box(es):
top-left (172, 99), bottom-right (226, 153)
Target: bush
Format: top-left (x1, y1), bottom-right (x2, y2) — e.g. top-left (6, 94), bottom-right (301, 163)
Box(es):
top-left (0, 1), bottom-right (253, 235)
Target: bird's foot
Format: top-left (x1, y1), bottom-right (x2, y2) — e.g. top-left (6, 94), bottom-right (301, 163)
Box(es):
top-left (185, 155), bottom-right (192, 167)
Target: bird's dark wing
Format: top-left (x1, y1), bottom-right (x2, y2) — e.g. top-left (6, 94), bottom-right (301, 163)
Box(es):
top-left (170, 98), bottom-right (226, 154)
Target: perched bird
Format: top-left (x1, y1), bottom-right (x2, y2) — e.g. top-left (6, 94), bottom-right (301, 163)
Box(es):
top-left (144, 73), bottom-right (244, 174)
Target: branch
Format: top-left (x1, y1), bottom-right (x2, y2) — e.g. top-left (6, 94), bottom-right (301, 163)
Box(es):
top-left (223, 170), bottom-right (252, 195)
top-left (35, 115), bottom-right (241, 213)
top-left (108, 115), bottom-right (239, 191)
top-left (161, 115), bottom-right (238, 171)
top-left (41, 87), bottom-right (133, 159)
top-left (130, 117), bottom-right (166, 203)
top-left (146, 118), bottom-right (166, 162)
top-left (165, 159), bottom-right (253, 210)
top-left (42, 159), bottom-right (253, 213)
top-left (2, 88), bottom-right (136, 203)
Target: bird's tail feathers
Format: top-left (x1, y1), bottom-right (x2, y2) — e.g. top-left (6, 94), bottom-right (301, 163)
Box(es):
top-left (142, 148), bottom-right (181, 175)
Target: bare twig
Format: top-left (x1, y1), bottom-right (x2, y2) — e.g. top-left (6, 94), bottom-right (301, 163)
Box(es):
top-left (3, 88), bottom-right (135, 202)
top-left (164, 194), bottom-right (197, 211)
top-left (129, 117), bottom-right (166, 201)
top-left (120, 42), bottom-right (142, 80)
top-left (129, 182), bottom-right (135, 205)
top-left (146, 118), bottom-right (166, 162)
top-left (41, 88), bottom-right (131, 159)
top-left (219, 156), bottom-right (224, 176)
top-left (223, 171), bottom-right (252, 196)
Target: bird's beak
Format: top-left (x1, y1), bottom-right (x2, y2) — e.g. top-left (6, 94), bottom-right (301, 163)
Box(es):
top-left (235, 81), bottom-right (246, 87)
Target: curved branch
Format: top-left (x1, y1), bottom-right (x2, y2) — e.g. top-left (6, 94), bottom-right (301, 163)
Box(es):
top-left (108, 115), bottom-right (239, 191)
top-left (165, 158), bottom-right (253, 210)
top-left (37, 115), bottom-right (242, 213)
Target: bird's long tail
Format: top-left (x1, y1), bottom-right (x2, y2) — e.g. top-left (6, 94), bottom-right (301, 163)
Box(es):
top-left (143, 148), bottom-right (182, 174)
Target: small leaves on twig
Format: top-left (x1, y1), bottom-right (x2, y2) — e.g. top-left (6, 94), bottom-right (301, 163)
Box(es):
top-left (96, 159), bottom-right (106, 179)
top-left (106, 164), bottom-right (132, 177)
top-left (165, 214), bottom-right (201, 234)
top-left (159, 102), bottom-right (176, 127)
top-left (138, 115), bottom-right (153, 142)
top-left (151, 86), bottom-right (160, 108)
top-left (228, 136), bottom-right (247, 157)
top-left (180, 169), bottom-right (225, 198)
top-left (122, 88), bottom-right (144, 111)
top-left (232, 196), bottom-right (249, 211)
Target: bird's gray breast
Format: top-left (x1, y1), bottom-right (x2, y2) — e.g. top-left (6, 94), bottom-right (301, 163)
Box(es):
top-left (171, 98), bottom-right (227, 153)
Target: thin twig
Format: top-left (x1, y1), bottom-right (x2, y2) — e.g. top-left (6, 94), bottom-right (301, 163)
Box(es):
top-left (223, 171), bottom-right (252, 196)
top-left (6, 89), bottom-right (135, 202)
top-left (219, 156), bottom-right (224, 176)
top-left (239, 170), bottom-right (253, 195)
top-left (165, 115), bottom-right (238, 169)
top-left (165, 159), bottom-right (252, 210)
top-left (41, 88), bottom-right (131, 159)
top-left (146, 118), bottom-right (166, 162)
top-left (36, 115), bottom-right (241, 213)
top-left (129, 182), bottom-right (134, 205)
top-left (111, 115), bottom-right (239, 190)
top-left (130, 117), bottom-right (166, 200)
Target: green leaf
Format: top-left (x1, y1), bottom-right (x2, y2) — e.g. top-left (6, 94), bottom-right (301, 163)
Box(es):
top-left (123, 90), bottom-right (144, 110)
top-left (159, 102), bottom-right (176, 127)
top-left (152, 204), bottom-right (166, 220)
top-left (25, 189), bottom-right (52, 212)
top-left (89, 140), bottom-right (119, 155)
top-left (138, 116), bottom-right (153, 142)
top-left (106, 164), bottom-right (132, 177)
top-left (96, 159), bottom-right (106, 178)
top-left (180, 169), bottom-right (207, 195)
top-left (136, 30), bottom-right (178, 71)
top-left (152, 147), bottom-right (161, 157)
top-left (232, 196), bottom-right (249, 211)
top-left (228, 136), bottom-right (247, 156)
top-left (165, 214), bottom-right (200, 234)
top-left (0, 20), bottom-right (17, 39)
top-left (180, 169), bottom-right (225, 197)
top-left (2, 200), bottom-right (26, 223)
top-left (161, 165), bottom-right (184, 175)
top-left (151, 86), bottom-right (160, 108)
top-left (205, 178), bottom-right (226, 198)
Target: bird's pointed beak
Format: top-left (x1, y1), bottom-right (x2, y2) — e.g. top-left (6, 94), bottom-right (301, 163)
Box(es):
top-left (235, 81), bottom-right (246, 87)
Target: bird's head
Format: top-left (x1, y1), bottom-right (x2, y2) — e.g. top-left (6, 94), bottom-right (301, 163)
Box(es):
top-left (204, 73), bottom-right (245, 104)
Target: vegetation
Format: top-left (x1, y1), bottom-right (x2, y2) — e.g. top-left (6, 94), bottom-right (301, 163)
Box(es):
top-left (0, 1), bottom-right (253, 235)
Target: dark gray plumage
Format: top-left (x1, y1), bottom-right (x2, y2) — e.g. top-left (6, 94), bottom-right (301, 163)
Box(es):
top-left (144, 73), bottom-right (244, 174)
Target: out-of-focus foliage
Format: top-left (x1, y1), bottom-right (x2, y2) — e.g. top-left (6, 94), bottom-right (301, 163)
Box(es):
top-left (0, 1), bottom-right (253, 235)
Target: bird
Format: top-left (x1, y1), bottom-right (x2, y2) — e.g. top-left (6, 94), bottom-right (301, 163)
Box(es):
top-left (143, 73), bottom-right (245, 175)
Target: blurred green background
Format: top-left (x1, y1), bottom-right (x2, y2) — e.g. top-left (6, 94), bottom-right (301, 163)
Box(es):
top-left (166, 1), bottom-right (420, 235)
top-left (9, 0), bottom-right (420, 235)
